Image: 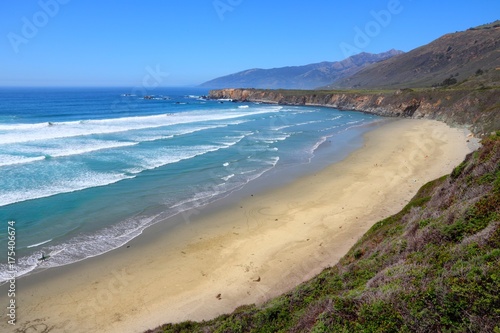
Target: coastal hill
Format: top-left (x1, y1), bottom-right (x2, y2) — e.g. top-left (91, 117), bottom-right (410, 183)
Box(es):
top-left (325, 21), bottom-right (500, 89)
top-left (199, 50), bottom-right (403, 89)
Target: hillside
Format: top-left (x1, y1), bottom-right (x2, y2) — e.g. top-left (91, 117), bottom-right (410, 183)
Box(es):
top-left (199, 50), bottom-right (403, 89)
top-left (148, 131), bottom-right (500, 333)
top-left (325, 21), bottom-right (500, 89)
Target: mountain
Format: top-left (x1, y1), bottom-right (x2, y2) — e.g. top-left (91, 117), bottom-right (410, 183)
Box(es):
top-left (200, 50), bottom-right (403, 89)
top-left (325, 21), bottom-right (500, 89)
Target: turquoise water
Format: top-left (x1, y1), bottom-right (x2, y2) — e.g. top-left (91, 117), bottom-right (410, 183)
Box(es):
top-left (0, 87), bottom-right (381, 282)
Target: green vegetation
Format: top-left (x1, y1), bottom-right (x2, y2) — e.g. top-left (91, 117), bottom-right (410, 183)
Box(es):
top-left (147, 134), bottom-right (500, 332)
top-left (436, 76), bottom-right (458, 87)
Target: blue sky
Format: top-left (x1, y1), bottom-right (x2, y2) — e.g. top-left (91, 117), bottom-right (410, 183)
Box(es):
top-left (0, 0), bottom-right (498, 87)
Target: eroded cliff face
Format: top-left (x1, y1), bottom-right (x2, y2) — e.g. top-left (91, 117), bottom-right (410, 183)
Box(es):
top-left (209, 88), bottom-right (500, 136)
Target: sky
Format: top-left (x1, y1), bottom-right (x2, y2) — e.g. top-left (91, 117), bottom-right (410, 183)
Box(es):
top-left (0, 0), bottom-right (499, 87)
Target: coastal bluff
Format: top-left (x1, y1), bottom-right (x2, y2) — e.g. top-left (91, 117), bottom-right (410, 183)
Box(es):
top-left (209, 88), bottom-right (500, 136)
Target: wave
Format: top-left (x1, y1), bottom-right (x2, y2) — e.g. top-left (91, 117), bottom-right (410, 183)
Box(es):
top-left (132, 145), bottom-right (224, 171)
top-left (0, 122), bottom-right (253, 169)
top-left (122, 124), bottom-right (228, 143)
top-left (252, 133), bottom-right (292, 144)
top-left (0, 171), bottom-right (135, 207)
top-left (222, 174), bottom-right (235, 181)
top-left (0, 141), bottom-right (139, 168)
top-left (0, 107), bottom-right (283, 145)
top-left (169, 155), bottom-right (279, 212)
top-left (310, 135), bottom-right (330, 155)
top-left (27, 239), bottom-right (53, 248)
top-left (0, 214), bottom-right (160, 284)
top-left (0, 144), bottom-right (228, 207)
top-left (36, 140), bottom-right (137, 157)
top-left (272, 118), bottom-right (338, 131)
top-left (126, 131), bottom-right (250, 173)
top-left (0, 130), bottom-right (254, 207)
top-left (0, 154), bottom-right (45, 167)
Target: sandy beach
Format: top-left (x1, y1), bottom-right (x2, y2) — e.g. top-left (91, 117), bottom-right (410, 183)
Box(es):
top-left (1, 119), bottom-right (478, 333)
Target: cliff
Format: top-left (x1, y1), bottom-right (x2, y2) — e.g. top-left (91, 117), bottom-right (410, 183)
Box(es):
top-left (209, 88), bottom-right (500, 136)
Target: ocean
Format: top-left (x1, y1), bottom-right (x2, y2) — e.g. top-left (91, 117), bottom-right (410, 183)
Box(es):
top-left (0, 87), bottom-right (382, 283)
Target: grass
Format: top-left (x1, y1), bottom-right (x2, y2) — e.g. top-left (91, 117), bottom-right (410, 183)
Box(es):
top-left (146, 132), bottom-right (500, 332)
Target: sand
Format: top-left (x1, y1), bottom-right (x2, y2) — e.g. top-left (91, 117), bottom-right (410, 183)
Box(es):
top-left (1, 119), bottom-right (478, 333)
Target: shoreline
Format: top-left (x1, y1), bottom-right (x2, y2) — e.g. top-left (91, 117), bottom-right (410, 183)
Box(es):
top-left (0, 115), bottom-right (382, 285)
top-left (1, 119), bottom-right (477, 333)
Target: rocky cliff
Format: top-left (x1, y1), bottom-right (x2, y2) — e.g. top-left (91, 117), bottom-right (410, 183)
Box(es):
top-left (209, 88), bottom-right (500, 136)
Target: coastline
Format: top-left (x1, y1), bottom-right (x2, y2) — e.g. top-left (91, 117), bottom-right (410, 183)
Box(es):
top-left (208, 88), bottom-right (500, 136)
top-left (1, 119), bottom-right (477, 333)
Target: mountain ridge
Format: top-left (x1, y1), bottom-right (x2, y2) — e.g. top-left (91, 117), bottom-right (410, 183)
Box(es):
top-left (325, 22), bottom-right (500, 89)
top-left (200, 50), bottom-right (403, 89)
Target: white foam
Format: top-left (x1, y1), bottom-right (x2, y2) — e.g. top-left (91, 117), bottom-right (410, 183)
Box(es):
top-left (222, 174), bottom-right (235, 181)
top-left (272, 119), bottom-right (327, 131)
top-left (27, 239), bottom-right (53, 248)
top-left (0, 107), bottom-right (283, 145)
top-left (254, 133), bottom-right (291, 144)
top-left (0, 171), bottom-right (134, 207)
top-left (134, 146), bottom-right (221, 170)
top-left (0, 214), bottom-right (160, 284)
top-left (131, 135), bottom-right (174, 142)
top-left (311, 135), bottom-right (330, 154)
top-left (0, 141), bottom-right (139, 168)
top-left (0, 131), bottom-right (251, 206)
top-left (268, 156), bottom-right (280, 166)
top-left (50, 141), bottom-right (138, 158)
top-left (0, 154), bottom-right (45, 167)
